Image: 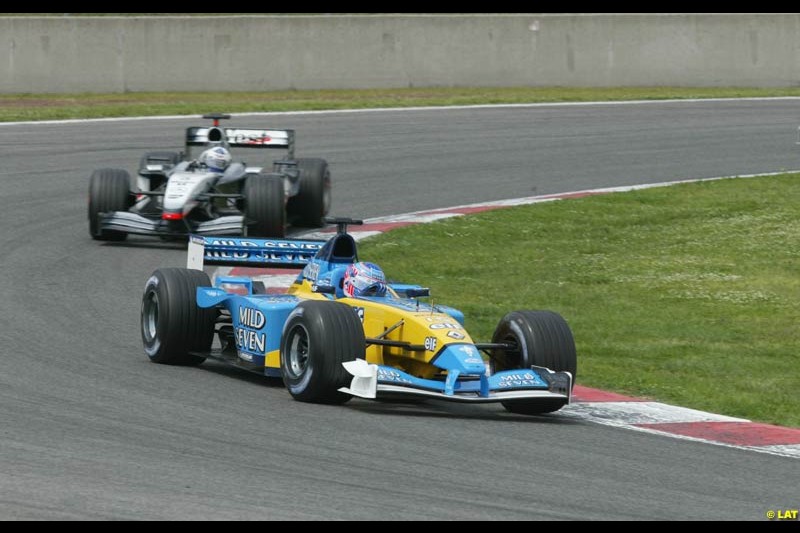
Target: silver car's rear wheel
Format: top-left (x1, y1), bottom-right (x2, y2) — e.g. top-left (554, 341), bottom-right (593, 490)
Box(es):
top-left (287, 158), bottom-right (331, 228)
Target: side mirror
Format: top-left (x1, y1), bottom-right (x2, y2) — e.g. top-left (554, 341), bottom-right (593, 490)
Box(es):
top-left (406, 288), bottom-right (430, 298)
top-left (313, 284), bottom-right (336, 295)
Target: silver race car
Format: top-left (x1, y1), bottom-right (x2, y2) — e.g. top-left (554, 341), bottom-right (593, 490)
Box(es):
top-left (88, 113), bottom-right (331, 240)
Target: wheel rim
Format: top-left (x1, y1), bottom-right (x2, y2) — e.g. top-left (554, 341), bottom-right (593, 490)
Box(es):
top-left (142, 290), bottom-right (159, 343)
top-left (492, 333), bottom-right (522, 372)
top-left (285, 324), bottom-right (310, 379)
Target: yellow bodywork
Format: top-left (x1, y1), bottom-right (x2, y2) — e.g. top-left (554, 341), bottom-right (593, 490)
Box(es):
top-left (263, 278), bottom-right (475, 379)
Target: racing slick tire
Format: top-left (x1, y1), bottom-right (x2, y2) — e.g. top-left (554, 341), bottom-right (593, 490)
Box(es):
top-left (280, 301), bottom-right (366, 404)
top-left (491, 310), bottom-right (577, 415)
top-left (141, 268), bottom-right (216, 366)
top-left (88, 168), bottom-right (132, 241)
top-left (287, 158), bottom-right (331, 228)
top-left (244, 173), bottom-right (285, 238)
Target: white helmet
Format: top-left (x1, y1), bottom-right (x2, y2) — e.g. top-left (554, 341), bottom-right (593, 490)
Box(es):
top-left (202, 146), bottom-right (232, 172)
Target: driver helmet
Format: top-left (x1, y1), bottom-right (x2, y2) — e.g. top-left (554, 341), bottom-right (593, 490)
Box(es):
top-left (201, 146), bottom-right (232, 172)
top-left (343, 262), bottom-right (387, 298)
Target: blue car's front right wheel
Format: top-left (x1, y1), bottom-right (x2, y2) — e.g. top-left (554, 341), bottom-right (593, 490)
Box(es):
top-left (491, 310), bottom-right (577, 415)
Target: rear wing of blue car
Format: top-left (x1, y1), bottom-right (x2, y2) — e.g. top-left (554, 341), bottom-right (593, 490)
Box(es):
top-left (187, 235), bottom-right (326, 270)
top-left (186, 127), bottom-right (295, 158)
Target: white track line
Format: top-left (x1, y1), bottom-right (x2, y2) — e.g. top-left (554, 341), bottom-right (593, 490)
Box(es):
top-left (560, 402), bottom-right (748, 426)
top-left (3, 96), bottom-right (800, 126)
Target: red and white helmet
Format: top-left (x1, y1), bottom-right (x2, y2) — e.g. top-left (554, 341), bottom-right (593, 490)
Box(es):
top-left (343, 262), bottom-right (387, 298)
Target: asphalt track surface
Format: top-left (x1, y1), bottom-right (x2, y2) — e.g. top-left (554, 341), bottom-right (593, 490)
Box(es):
top-left (1, 100), bottom-right (799, 520)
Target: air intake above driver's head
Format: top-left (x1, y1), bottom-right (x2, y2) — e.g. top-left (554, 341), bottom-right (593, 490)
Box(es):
top-left (207, 127), bottom-right (224, 143)
top-left (331, 235), bottom-right (356, 262)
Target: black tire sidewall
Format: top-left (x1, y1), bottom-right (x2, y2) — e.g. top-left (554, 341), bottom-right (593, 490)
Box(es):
top-left (141, 273), bottom-right (165, 359)
top-left (281, 313), bottom-right (317, 395)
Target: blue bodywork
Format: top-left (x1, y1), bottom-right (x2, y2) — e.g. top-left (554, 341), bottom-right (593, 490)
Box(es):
top-left (189, 228), bottom-right (572, 403)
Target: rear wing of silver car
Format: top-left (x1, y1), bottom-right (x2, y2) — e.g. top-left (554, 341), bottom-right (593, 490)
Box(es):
top-left (187, 235), bottom-right (325, 270)
top-left (186, 127), bottom-right (295, 158)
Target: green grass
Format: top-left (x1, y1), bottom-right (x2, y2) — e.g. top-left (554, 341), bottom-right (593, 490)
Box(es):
top-left (3, 86), bottom-right (800, 122)
top-left (358, 174), bottom-right (800, 427)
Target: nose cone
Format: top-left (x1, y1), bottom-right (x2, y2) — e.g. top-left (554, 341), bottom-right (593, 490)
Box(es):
top-left (162, 210), bottom-right (183, 220)
top-left (433, 344), bottom-right (486, 375)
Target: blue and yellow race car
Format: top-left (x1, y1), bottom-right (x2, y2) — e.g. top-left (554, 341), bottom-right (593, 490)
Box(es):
top-left (140, 218), bottom-right (576, 415)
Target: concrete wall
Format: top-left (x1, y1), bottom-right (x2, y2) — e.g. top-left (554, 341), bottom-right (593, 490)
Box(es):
top-left (2, 14), bottom-right (800, 93)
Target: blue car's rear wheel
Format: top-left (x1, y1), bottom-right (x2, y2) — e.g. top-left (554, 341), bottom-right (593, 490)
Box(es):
top-left (141, 268), bottom-right (216, 366)
top-left (280, 301), bottom-right (365, 404)
top-left (491, 310), bottom-right (576, 415)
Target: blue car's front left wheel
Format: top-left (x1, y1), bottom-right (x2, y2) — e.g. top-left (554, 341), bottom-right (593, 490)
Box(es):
top-left (280, 301), bottom-right (365, 404)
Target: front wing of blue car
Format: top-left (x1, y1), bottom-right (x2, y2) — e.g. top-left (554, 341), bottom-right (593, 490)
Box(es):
top-left (339, 360), bottom-right (572, 405)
